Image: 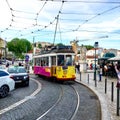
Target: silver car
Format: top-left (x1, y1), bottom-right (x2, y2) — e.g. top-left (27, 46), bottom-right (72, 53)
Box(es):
top-left (0, 69), bottom-right (15, 98)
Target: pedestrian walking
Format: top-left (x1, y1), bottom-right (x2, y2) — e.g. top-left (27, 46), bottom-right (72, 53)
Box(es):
top-left (76, 63), bottom-right (80, 73)
top-left (99, 66), bottom-right (102, 81)
top-left (19, 62), bottom-right (21, 66)
top-left (104, 63), bottom-right (108, 77)
top-left (90, 63), bottom-right (93, 70)
top-left (114, 63), bottom-right (120, 88)
top-left (6, 62), bottom-right (9, 67)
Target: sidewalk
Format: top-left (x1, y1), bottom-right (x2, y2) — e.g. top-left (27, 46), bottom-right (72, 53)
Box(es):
top-left (75, 70), bottom-right (120, 120)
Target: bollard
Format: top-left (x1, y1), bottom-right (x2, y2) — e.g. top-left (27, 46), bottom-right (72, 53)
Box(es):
top-left (111, 82), bottom-right (114, 102)
top-left (105, 78), bottom-right (107, 94)
top-left (80, 72), bottom-right (81, 81)
top-left (88, 73), bottom-right (89, 84)
top-left (117, 88), bottom-right (119, 116)
top-left (116, 80), bottom-right (120, 116)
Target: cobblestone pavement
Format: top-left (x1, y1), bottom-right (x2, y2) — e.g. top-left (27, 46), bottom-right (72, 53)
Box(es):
top-left (75, 70), bottom-right (120, 120)
top-left (29, 67), bottom-right (120, 120)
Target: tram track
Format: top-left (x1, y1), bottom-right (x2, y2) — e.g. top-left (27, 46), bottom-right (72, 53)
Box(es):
top-left (69, 85), bottom-right (80, 120)
top-left (0, 76), bottom-right (101, 120)
top-left (36, 82), bottom-right (80, 120)
top-left (72, 82), bottom-right (101, 120)
top-left (36, 85), bottom-right (64, 120)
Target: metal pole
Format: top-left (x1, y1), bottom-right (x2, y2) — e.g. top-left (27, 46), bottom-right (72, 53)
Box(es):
top-left (111, 82), bottom-right (114, 102)
top-left (105, 78), bottom-right (107, 94)
top-left (117, 88), bottom-right (119, 116)
top-left (5, 41), bottom-right (7, 61)
top-left (80, 72), bottom-right (81, 81)
top-left (33, 36), bottom-right (35, 55)
top-left (53, 15), bottom-right (59, 45)
top-left (88, 73), bottom-right (89, 84)
top-left (94, 48), bottom-right (97, 87)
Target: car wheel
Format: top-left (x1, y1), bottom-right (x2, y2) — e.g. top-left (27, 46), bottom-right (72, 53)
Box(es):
top-left (0, 85), bottom-right (9, 98)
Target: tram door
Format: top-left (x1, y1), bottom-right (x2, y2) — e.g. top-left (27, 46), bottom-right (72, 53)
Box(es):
top-left (51, 56), bottom-right (57, 77)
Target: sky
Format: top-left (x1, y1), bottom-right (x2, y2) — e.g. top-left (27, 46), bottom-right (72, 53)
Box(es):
top-left (0, 0), bottom-right (120, 49)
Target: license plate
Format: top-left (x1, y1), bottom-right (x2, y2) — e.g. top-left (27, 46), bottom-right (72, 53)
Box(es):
top-left (15, 80), bottom-right (22, 83)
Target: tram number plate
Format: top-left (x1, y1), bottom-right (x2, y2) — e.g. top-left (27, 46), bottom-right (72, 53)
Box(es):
top-left (63, 70), bottom-right (67, 74)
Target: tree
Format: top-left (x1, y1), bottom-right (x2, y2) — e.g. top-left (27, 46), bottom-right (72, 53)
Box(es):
top-left (7, 38), bottom-right (32, 58)
top-left (56, 43), bottom-right (65, 46)
top-left (84, 45), bottom-right (94, 50)
top-left (38, 43), bottom-right (42, 49)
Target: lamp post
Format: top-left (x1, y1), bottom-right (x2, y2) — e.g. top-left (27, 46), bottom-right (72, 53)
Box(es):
top-left (94, 42), bottom-right (99, 87)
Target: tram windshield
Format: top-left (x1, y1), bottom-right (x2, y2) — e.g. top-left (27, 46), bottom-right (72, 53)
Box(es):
top-left (57, 55), bottom-right (72, 66)
top-left (66, 55), bottom-right (72, 66)
top-left (58, 55), bottom-right (64, 66)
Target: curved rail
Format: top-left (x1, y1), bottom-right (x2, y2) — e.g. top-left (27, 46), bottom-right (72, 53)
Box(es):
top-left (36, 85), bottom-right (63, 120)
top-left (69, 85), bottom-right (80, 120)
top-left (36, 84), bottom-right (80, 120)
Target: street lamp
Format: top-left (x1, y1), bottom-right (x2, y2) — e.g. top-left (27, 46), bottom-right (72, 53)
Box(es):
top-left (94, 42), bottom-right (99, 87)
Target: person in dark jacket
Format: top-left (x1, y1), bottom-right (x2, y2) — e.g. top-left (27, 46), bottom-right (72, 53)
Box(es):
top-left (6, 62), bottom-right (9, 67)
top-left (76, 63), bottom-right (80, 73)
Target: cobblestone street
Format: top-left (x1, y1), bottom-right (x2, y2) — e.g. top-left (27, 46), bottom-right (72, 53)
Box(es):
top-left (76, 70), bottom-right (120, 120)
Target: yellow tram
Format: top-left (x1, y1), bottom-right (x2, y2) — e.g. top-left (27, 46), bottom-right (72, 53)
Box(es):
top-left (33, 46), bottom-right (76, 82)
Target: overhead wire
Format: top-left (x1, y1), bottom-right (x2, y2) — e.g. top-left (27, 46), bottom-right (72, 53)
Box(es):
top-left (1, 0), bottom-right (120, 43)
top-left (75, 5), bottom-right (120, 31)
top-left (53, 1), bottom-right (64, 45)
top-left (3, 0), bottom-right (57, 40)
top-left (34, 1), bottom-right (47, 25)
top-left (4, 0), bottom-right (14, 32)
top-left (62, 0), bottom-right (120, 4)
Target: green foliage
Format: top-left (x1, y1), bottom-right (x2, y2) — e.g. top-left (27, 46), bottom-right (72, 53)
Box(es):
top-left (84, 45), bottom-right (94, 50)
top-left (38, 43), bottom-right (42, 48)
top-left (77, 45), bottom-right (94, 54)
top-left (56, 43), bottom-right (65, 46)
top-left (7, 38), bottom-right (32, 58)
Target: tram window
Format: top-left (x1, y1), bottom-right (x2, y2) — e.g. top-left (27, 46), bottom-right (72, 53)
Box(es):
top-left (51, 56), bottom-right (56, 65)
top-left (41, 57), bottom-right (49, 66)
top-left (46, 57), bottom-right (49, 66)
top-left (36, 58), bottom-right (40, 66)
top-left (44, 57), bottom-right (48, 66)
top-left (41, 60), bottom-right (44, 66)
top-left (66, 55), bottom-right (72, 66)
top-left (58, 55), bottom-right (64, 66)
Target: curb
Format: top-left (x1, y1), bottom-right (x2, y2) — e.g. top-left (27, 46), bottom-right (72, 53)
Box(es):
top-left (75, 79), bottom-right (110, 120)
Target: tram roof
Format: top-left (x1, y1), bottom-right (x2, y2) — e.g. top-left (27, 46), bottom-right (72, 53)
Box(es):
top-left (34, 46), bottom-right (75, 57)
top-left (37, 45), bottom-right (74, 55)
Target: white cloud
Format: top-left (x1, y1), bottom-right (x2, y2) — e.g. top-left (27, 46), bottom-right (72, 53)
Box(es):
top-left (0, 0), bottom-right (120, 49)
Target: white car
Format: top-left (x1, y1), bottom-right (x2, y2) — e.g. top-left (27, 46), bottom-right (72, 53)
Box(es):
top-left (0, 69), bottom-right (15, 98)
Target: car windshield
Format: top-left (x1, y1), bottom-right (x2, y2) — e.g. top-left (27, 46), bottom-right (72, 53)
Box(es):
top-left (8, 67), bottom-right (27, 73)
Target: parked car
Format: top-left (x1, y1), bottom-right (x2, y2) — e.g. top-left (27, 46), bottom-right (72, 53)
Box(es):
top-left (0, 65), bottom-right (5, 69)
top-left (0, 69), bottom-right (15, 98)
top-left (7, 66), bottom-right (29, 87)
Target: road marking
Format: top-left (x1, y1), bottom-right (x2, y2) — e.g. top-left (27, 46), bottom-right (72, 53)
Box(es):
top-left (25, 96), bottom-right (36, 100)
top-left (0, 78), bottom-right (42, 115)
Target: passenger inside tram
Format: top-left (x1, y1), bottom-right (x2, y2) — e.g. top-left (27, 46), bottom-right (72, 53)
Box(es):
top-left (58, 55), bottom-right (64, 66)
top-left (66, 56), bottom-right (72, 66)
